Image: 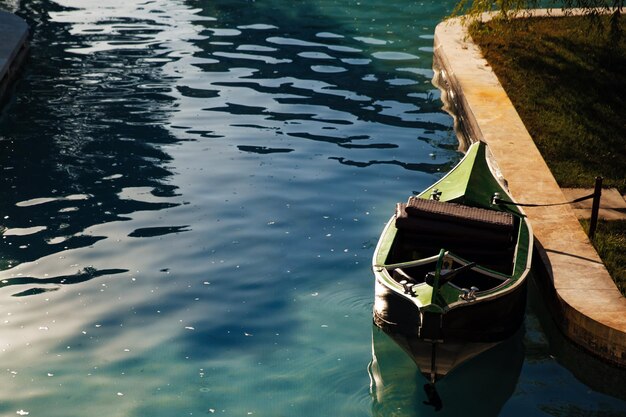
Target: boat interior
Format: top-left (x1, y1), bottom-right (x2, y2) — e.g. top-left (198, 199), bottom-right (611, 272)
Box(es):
top-left (385, 197), bottom-right (520, 291)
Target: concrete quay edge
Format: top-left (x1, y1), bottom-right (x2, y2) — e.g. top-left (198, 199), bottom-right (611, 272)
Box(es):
top-left (433, 9), bottom-right (626, 367)
top-left (0, 10), bottom-right (28, 107)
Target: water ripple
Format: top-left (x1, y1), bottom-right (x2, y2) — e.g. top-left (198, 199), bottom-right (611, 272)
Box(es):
top-left (6, 1), bottom-right (621, 416)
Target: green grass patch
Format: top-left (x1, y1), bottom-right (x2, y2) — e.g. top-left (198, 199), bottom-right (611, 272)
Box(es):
top-left (581, 219), bottom-right (626, 295)
top-left (469, 15), bottom-right (625, 293)
top-left (469, 16), bottom-right (626, 193)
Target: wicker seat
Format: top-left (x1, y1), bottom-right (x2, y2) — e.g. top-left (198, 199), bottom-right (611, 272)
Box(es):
top-left (394, 197), bottom-right (516, 272)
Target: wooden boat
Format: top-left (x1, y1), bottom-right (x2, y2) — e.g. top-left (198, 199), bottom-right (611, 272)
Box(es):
top-left (372, 141), bottom-right (533, 348)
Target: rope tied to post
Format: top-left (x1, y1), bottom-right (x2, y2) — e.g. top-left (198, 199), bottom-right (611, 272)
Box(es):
top-left (492, 192), bottom-right (595, 207)
top-left (491, 176), bottom-right (604, 240)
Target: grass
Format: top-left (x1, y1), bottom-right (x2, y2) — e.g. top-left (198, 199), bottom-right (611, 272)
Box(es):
top-left (468, 15), bottom-right (626, 294)
top-left (582, 219), bottom-right (626, 295)
top-left (469, 15), bottom-right (625, 192)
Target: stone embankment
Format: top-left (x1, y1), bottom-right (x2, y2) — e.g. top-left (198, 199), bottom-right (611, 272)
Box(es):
top-left (0, 10), bottom-right (28, 109)
top-left (433, 9), bottom-right (626, 367)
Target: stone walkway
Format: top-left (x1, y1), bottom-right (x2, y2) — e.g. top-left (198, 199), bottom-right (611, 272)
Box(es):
top-left (562, 188), bottom-right (626, 221)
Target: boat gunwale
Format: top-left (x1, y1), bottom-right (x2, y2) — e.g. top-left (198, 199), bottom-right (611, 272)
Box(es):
top-left (371, 141), bottom-right (533, 313)
top-left (372, 218), bottom-right (528, 312)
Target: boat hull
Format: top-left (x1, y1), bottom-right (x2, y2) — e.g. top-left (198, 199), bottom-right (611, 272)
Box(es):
top-left (373, 275), bottom-right (527, 342)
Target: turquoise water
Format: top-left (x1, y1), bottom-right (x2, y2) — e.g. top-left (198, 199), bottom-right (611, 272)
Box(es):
top-left (0, 0), bottom-right (625, 415)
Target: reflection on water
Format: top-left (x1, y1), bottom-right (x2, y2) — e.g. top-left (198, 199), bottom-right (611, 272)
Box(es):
top-left (527, 275), bottom-right (626, 402)
top-left (0, 0), bottom-right (624, 415)
top-left (369, 326), bottom-right (524, 417)
top-left (0, 0), bottom-right (183, 274)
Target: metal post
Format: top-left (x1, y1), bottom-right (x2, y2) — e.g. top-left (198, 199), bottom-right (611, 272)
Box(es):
top-left (588, 176), bottom-right (603, 240)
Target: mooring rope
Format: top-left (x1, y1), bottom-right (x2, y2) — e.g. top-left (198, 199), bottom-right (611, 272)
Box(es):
top-left (493, 192), bottom-right (596, 208)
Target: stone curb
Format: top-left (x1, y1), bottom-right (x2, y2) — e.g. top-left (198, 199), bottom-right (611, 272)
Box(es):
top-left (433, 9), bottom-right (626, 367)
top-left (0, 10), bottom-right (29, 109)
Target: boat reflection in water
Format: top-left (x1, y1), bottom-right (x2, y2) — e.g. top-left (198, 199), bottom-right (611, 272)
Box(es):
top-left (368, 325), bottom-right (524, 416)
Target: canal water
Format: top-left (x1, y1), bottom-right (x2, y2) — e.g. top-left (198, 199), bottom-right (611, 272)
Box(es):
top-left (0, 0), bottom-right (624, 416)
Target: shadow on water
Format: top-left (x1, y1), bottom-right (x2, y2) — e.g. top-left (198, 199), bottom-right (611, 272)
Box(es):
top-left (369, 325), bottom-right (524, 417)
top-left (528, 265), bottom-right (626, 402)
top-left (0, 0), bottom-right (181, 273)
top-left (171, 0), bottom-right (460, 167)
top-left (0, 0), bottom-right (460, 286)
top-left (2, 267), bottom-right (128, 296)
